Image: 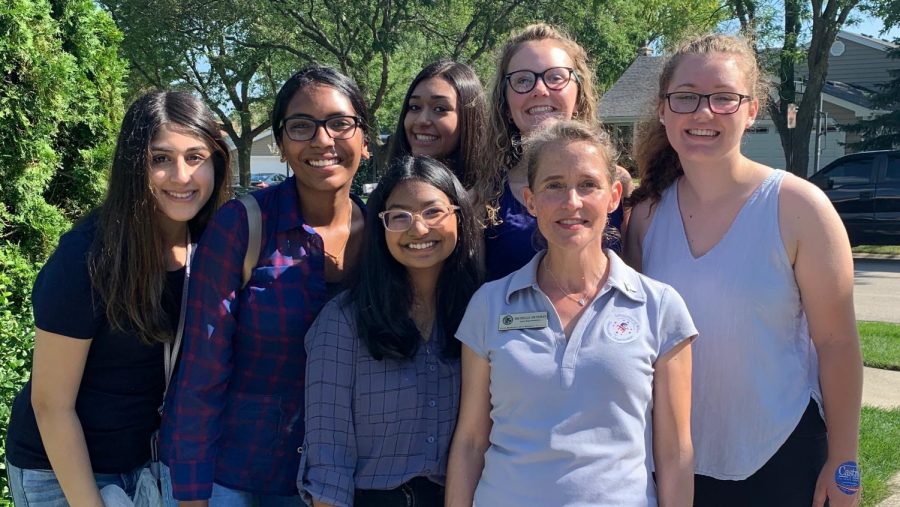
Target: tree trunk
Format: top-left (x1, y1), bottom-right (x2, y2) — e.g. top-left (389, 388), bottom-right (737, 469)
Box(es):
top-left (237, 141), bottom-right (252, 186)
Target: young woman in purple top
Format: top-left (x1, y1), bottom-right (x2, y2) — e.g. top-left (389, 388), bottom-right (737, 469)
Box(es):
top-left (476, 23), bottom-right (630, 281)
top-left (387, 60), bottom-right (486, 188)
top-left (300, 156), bottom-right (481, 507)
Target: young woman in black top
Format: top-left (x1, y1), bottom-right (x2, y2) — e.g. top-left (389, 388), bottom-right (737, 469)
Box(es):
top-left (4, 91), bottom-right (231, 506)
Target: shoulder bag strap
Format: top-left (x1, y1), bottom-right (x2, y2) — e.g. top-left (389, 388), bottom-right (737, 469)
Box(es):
top-left (238, 194), bottom-right (262, 290)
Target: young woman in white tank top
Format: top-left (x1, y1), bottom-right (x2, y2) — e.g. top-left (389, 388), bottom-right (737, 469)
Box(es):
top-left (625, 34), bottom-right (862, 507)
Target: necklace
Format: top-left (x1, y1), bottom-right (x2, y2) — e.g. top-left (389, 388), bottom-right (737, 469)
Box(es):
top-left (544, 260), bottom-right (592, 307)
top-left (325, 205), bottom-right (354, 266)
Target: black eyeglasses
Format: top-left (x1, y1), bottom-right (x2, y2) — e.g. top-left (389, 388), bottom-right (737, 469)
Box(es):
top-left (505, 67), bottom-right (576, 94)
top-left (378, 205), bottom-right (460, 232)
top-left (664, 92), bottom-right (752, 115)
top-left (280, 115), bottom-right (362, 142)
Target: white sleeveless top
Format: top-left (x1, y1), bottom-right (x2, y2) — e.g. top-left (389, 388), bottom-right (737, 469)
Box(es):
top-left (642, 170), bottom-right (822, 480)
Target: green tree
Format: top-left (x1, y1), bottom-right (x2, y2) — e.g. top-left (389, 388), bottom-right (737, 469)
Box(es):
top-left (843, 43), bottom-right (900, 150)
top-left (731, 0), bottom-right (895, 175)
top-left (0, 0), bottom-right (126, 497)
top-left (102, 0), bottom-right (288, 185)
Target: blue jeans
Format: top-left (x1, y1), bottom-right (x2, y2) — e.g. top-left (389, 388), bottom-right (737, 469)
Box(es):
top-left (159, 463), bottom-right (302, 507)
top-left (6, 461), bottom-right (143, 507)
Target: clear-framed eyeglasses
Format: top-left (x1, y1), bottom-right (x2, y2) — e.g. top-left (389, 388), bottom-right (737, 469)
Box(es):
top-left (505, 67), bottom-right (577, 94)
top-left (664, 92), bottom-right (752, 115)
top-left (378, 205), bottom-right (460, 232)
top-left (280, 115), bottom-right (362, 142)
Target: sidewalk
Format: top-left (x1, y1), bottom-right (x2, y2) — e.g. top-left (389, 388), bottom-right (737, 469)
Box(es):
top-left (854, 253), bottom-right (900, 261)
top-left (863, 367), bottom-right (900, 507)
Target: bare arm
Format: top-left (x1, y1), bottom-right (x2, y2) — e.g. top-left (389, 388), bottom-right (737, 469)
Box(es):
top-left (652, 338), bottom-right (694, 507)
top-left (623, 200), bottom-right (653, 271)
top-left (445, 345), bottom-right (492, 507)
top-left (781, 177), bottom-right (861, 507)
top-left (31, 328), bottom-right (104, 507)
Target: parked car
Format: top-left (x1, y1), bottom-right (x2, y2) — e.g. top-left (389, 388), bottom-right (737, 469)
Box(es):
top-left (250, 172), bottom-right (287, 188)
top-left (808, 150), bottom-right (900, 246)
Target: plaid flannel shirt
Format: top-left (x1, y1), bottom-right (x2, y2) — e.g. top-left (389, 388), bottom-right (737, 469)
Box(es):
top-left (159, 178), bottom-right (363, 499)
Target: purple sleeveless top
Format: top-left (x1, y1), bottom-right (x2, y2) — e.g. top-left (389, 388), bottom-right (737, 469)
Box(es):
top-left (484, 184), bottom-right (625, 282)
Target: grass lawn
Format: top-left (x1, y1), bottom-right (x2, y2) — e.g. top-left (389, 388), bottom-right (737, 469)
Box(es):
top-left (860, 407), bottom-right (900, 506)
top-left (859, 321), bottom-right (900, 371)
top-left (854, 245), bottom-right (900, 255)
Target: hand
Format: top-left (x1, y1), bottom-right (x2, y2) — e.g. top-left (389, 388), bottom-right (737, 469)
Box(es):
top-left (813, 459), bottom-right (860, 507)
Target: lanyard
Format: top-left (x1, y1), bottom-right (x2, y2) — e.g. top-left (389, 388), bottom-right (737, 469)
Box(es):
top-left (162, 233), bottom-right (191, 397)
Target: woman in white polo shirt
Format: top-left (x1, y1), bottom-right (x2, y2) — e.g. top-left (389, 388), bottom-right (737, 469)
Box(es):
top-left (446, 120), bottom-right (697, 507)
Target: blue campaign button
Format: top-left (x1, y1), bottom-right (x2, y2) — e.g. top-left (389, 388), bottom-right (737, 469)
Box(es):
top-left (835, 461), bottom-right (860, 495)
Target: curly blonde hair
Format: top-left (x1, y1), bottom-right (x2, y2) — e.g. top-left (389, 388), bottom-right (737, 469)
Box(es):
top-left (630, 33), bottom-right (769, 208)
top-left (474, 23), bottom-right (599, 221)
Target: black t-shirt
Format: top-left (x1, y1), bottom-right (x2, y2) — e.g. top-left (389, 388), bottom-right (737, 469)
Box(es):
top-left (5, 214), bottom-right (184, 473)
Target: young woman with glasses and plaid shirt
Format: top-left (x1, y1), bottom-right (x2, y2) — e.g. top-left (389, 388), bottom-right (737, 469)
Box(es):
top-left (625, 34), bottom-right (862, 507)
top-left (158, 66), bottom-right (371, 507)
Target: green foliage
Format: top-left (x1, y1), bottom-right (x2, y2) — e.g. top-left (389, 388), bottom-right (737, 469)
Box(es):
top-left (843, 44), bottom-right (900, 151)
top-left (859, 407), bottom-right (900, 506)
top-left (858, 320), bottom-right (900, 371)
top-left (0, 246), bottom-right (36, 501)
top-left (0, 0), bottom-right (125, 499)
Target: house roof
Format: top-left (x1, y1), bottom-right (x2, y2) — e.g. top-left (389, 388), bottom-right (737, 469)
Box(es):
top-left (837, 30), bottom-right (897, 52)
top-left (599, 56), bottom-right (664, 120)
top-left (823, 81), bottom-right (872, 108)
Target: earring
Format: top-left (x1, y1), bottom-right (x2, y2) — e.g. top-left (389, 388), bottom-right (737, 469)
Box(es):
top-left (659, 117), bottom-right (665, 125)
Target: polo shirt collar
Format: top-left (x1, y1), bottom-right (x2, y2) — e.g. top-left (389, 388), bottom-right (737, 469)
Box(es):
top-left (505, 249), bottom-right (646, 304)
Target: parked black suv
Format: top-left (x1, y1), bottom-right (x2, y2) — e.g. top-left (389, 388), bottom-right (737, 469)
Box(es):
top-left (808, 150), bottom-right (900, 245)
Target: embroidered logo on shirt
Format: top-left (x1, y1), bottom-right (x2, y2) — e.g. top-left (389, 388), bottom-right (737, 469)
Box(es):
top-left (604, 314), bottom-right (640, 343)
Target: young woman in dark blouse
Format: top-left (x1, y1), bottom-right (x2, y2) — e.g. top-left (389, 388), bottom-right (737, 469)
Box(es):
top-left (4, 91), bottom-right (231, 506)
top-left (299, 156), bottom-right (481, 507)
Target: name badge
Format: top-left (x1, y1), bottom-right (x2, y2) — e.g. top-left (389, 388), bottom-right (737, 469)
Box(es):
top-left (498, 312), bottom-right (548, 331)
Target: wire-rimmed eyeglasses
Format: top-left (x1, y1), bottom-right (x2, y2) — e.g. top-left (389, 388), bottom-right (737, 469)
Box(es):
top-left (505, 67), bottom-right (577, 94)
top-left (280, 115), bottom-right (362, 142)
top-left (664, 92), bottom-right (752, 115)
top-left (378, 205), bottom-right (460, 232)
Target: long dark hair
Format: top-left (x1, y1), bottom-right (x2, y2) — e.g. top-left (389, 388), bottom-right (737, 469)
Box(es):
top-left (349, 156), bottom-right (482, 360)
top-left (272, 65), bottom-right (372, 150)
top-left (387, 60), bottom-right (486, 188)
top-left (89, 91), bottom-right (232, 345)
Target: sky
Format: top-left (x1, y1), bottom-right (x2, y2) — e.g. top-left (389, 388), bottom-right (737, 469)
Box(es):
top-left (847, 13), bottom-right (899, 41)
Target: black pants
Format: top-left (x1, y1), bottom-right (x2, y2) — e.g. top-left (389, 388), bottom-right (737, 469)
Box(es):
top-left (694, 399), bottom-right (828, 507)
top-left (354, 477), bottom-right (444, 507)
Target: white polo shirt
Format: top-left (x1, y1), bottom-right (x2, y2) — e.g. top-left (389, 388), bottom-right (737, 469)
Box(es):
top-left (457, 250), bottom-right (697, 507)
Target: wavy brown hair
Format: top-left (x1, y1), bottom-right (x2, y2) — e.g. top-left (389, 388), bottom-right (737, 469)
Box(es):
top-left (89, 91), bottom-right (232, 345)
top-left (387, 60), bottom-right (486, 188)
top-left (630, 33), bottom-right (769, 209)
top-left (474, 23), bottom-right (598, 220)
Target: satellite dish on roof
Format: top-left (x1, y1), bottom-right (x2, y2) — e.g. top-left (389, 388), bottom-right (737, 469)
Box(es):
top-left (830, 41), bottom-right (845, 57)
